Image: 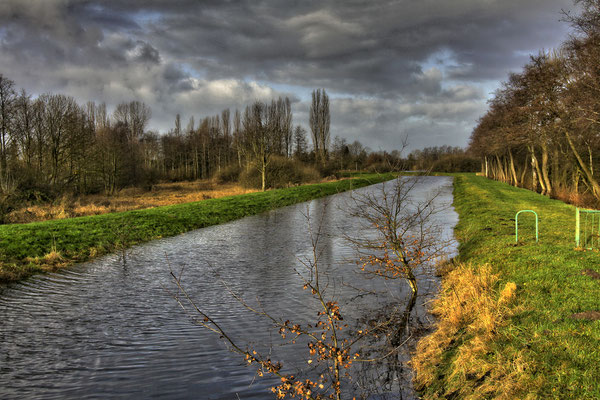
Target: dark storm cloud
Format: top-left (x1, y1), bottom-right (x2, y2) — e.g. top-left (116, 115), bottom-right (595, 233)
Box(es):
top-left (0, 0), bottom-right (576, 149)
top-left (133, 41), bottom-right (161, 64)
top-left (122, 0), bottom-right (573, 95)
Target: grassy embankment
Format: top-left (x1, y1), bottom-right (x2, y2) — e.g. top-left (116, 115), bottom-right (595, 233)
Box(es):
top-left (413, 174), bottom-right (600, 399)
top-left (0, 174), bottom-right (393, 284)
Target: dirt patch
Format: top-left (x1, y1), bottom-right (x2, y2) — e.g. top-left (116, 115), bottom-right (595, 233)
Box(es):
top-left (570, 311), bottom-right (600, 321)
top-left (581, 269), bottom-right (600, 280)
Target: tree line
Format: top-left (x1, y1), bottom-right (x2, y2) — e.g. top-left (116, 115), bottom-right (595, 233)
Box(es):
top-left (0, 68), bottom-right (476, 212)
top-left (0, 77), bottom-right (358, 200)
top-left (469, 0), bottom-right (600, 205)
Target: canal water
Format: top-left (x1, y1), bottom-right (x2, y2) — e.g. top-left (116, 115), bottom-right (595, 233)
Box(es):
top-left (0, 176), bottom-right (458, 399)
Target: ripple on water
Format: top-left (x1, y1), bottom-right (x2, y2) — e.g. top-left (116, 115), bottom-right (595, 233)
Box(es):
top-left (0, 176), bottom-right (458, 400)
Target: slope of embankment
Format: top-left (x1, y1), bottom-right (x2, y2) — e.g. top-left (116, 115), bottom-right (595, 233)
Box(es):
top-left (0, 174), bottom-right (393, 284)
top-left (413, 174), bottom-right (600, 399)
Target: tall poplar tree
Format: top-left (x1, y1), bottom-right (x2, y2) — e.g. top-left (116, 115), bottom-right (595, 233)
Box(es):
top-left (309, 89), bottom-right (330, 166)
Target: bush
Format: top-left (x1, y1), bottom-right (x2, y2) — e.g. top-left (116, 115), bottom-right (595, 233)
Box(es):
top-left (366, 162), bottom-right (396, 173)
top-left (216, 164), bottom-right (243, 183)
top-left (14, 169), bottom-right (58, 202)
top-left (316, 161), bottom-right (341, 179)
top-left (239, 157), bottom-right (321, 189)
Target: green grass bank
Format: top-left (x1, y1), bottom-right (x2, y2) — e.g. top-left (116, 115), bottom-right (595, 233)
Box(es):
top-left (414, 174), bottom-right (600, 399)
top-left (0, 174), bottom-right (393, 284)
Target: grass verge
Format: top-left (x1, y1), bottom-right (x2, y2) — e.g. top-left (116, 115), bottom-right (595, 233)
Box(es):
top-left (413, 173), bottom-right (600, 399)
top-left (0, 174), bottom-right (393, 284)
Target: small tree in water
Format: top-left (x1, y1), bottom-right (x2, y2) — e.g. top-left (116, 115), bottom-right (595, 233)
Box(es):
top-left (348, 175), bottom-right (448, 344)
top-left (168, 175), bottom-right (450, 398)
top-left (168, 207), bottom-right (368, 400)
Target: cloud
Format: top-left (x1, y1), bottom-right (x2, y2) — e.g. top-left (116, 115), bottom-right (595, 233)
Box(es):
top-left (328, 82), bottom-right (487, 152)
top-left (129, 41), bottom-right (161, 64)
top-left (0, 0), bottom-right (577, 150)
top-left (287, 10), bottom-right (370, 58)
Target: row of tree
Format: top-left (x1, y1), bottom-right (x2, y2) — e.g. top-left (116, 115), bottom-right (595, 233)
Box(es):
top-left (469, 1), bottom-right (600, 204)
top-left (0, 77), bottom-right (345, 196)
top-left (0, 68), bottom-right (475, 206)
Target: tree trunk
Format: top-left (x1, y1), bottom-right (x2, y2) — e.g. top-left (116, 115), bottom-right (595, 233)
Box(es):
top-left (519, 159), bottom-right (528, 187)
top-left (564, 130), bottom-right (600, 201)
top-left (540, 141), bottom-right (552, 196)
top-left (530, 146), bottom-right (538, 192)
top-left (261, 156), bottom-right (267, 192)
top-left (508, 149), bottom-right (518, 186)
top-left (495, 155), bottom-right (506, 182)
top-left (529, 145), bottom-right (546, 194)
top-left (484, 156), bottom-right (489, 178)
top-left (552, 147), bottom-right (561, 193)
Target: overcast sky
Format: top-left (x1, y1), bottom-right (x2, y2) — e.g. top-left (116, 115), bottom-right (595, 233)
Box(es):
top-left (0, 0), bottom-right (577, 152)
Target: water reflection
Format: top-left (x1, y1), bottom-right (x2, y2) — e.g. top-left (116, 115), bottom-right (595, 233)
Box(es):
top-left (0, 176), bottom-right (458, 399)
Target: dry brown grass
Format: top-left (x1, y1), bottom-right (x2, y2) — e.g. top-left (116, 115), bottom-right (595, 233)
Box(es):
top-left (551, 186), bottom-right (599, 210)
top-left (6, 180), bottom-right (258, 224)
top-left (24, 250), bottom-right (69, 273)
top-left (411, 262), bottom-right (530, 399)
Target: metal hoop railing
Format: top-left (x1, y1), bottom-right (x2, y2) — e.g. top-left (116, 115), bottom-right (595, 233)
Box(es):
top-left (515, 210), bottom-right (538, 243)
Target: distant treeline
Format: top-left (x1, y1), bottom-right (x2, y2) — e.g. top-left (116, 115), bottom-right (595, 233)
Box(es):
top-left (405, 145), bottom-right (479, 173)
top-left (469, 1), bottom-right (600, 207)
top-left (0, 73), bottom-right (473, 213)
top-left (0, 80), bottom-right (345, 198)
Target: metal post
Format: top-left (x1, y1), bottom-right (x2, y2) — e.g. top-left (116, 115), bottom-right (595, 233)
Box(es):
top-left (515, 213), bottom-right (519, 243)
top-left (585, 212), bottom-right (589, 248)
top-left (515, 210), bottom-right (539, 243)
top-left (576, 207), bottom-right (580, 247)
top-left (593, 213), bottom-right (596, 249)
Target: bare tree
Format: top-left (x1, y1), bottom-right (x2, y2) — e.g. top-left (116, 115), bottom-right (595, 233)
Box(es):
top-left (14, 90), bottom-right (35, 170)
top-left (348, 176), bottom-right (449, 345)
top-left (111, 101), bottom-right (151, 185)
top-left (221, 108), bottom-right (231, 167)
top-left (268, 97), bottom-right (293, 157)
top-left (95, 102), bottom-right (109, 131)
top-left (168, 179), bottom-right (451, 398)
top-left (310, 89), bottom-right (330, 166)
top-left (173, 113), bottom-right (181, 137)
top-left (40, 94), bottom-right (79, 185)
top-left (0, 74), bottom-right (16, 188)
top-left (282, 97), bottom-right (293, 157)
top-left (128, 101), bottom-right (152, 142)
top-left (233, 108), bottom-right (244, 168)
top-left (168, 205), bottom-right (383, 400)
top-left (244, 101), bottom-right (271, 191)
top-left (32, 98), bottom-right (46, 176)
top-left (331, 136), bottom-right (349, 170)
top-left (186, 116), bottom-right (195, 135)
top-left (293, 125), bottom-right (309, 160)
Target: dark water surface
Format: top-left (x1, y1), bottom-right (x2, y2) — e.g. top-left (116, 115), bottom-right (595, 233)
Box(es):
top-left (0, 177), bottom-right (458, 399)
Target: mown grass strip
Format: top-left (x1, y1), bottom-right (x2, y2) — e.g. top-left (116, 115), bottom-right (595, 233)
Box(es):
top-left (0, 174), bottom-right (394, 284)
top-left (416, 173), bottom-right (600, 399)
